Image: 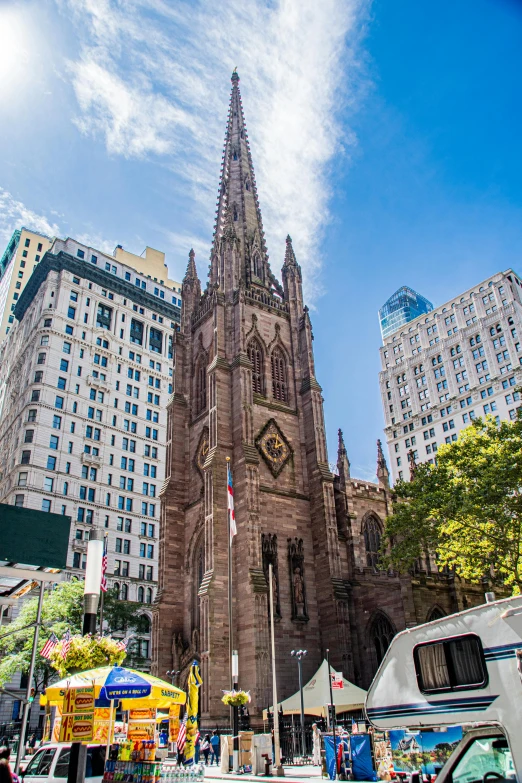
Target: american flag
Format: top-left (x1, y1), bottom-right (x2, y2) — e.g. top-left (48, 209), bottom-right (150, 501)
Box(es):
top-left (176, 713), bottom-right (188, 753)
top-left (227, 461), bottom-right (236, 543)
top-left (40, 633), bottom-right (59, 659)
top-left (116, 638), bottom-right (128, 651)
top-left (100, 535), bottom-right (108, 593)
top-left (61, 630), bottom-right (72, 660)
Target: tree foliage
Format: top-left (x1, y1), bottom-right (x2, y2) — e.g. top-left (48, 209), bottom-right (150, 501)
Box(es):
top-left (383, 415), bottom-right (522, 593)
top-left (0, 580), bottom-right (150, 691)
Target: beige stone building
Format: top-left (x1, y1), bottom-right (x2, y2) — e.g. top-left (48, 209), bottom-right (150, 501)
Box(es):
top-left (0, 228), bottom-right (53, 341)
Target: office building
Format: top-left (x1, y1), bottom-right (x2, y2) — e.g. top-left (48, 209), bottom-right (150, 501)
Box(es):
top-left (0, 228), bottom-right (53, 341)
top-left (0, 235), bottom-right (182, 673)
top-left (379, 285), bottom-right (433, 340)
top-left (379, 270), bottom-right (522, 483)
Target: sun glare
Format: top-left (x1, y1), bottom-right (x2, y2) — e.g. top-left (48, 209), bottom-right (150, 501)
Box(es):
top-left (0, 5), bottom-right (36, 100)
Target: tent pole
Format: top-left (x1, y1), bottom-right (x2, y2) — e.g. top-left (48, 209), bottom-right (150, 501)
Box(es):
top-left (327, 649), bottom-right (337, 780)
top-left (105, 700), bottom-right (115, 763)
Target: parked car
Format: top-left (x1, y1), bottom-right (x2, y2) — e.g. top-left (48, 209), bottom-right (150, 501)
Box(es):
top-left (20, 744), bottom-right (105, 783)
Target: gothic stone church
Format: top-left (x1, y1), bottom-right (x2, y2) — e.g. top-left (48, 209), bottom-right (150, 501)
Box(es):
top-left (151, 72), bottom-right (485, 723)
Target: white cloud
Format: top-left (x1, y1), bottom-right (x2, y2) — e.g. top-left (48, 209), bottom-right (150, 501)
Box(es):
top-left (0, 187), bottom-right (117, 257)
top-left (0, 188), bottom-right (60, 244)
top-left (59, 0), bottom-right (370, 299)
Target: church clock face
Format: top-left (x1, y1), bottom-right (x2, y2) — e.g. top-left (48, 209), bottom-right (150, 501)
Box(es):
top-left (195, 429), bottom-right (210, 475)
top-left (256, 419), bottom-right (291, 477)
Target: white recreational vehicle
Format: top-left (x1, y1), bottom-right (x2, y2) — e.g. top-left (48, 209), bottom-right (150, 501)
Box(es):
top-left (366, 595), bottom-right (522, 781)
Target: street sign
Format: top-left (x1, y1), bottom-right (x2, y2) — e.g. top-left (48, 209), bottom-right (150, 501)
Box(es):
top-left (331, 672), bottom-right (344, 689)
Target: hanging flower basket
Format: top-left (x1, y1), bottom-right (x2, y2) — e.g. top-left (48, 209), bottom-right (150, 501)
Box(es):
top-left (49, 635), bottom-right (126, 678)
top-left (221, 689), bottom-right (251, 707)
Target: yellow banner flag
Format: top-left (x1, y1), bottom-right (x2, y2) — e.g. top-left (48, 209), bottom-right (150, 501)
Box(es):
top-left (183, 663), bottom-right (202, 763)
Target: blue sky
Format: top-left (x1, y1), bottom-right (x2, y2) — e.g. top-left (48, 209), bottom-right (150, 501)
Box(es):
top-left (1, 0), bottom-right (521, 480)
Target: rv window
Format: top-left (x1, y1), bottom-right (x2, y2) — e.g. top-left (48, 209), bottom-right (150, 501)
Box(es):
top-left (414, 634), bottom-right (487, 693)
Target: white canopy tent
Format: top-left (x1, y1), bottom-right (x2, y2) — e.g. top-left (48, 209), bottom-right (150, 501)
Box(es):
top-left (265, 659), bottom-right (367, 718)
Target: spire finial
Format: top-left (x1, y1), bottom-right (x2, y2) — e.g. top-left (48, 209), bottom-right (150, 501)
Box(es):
top-left (283, 234), bottom-right (299, 268)
top-left (337, 428), bottom-right (350, 483)
top-left (184, 248), bottom-right (199, 282)
top-left (231, 68), bottom-right (239, 83)
top-left (376, 439), bottom-right (390, 489)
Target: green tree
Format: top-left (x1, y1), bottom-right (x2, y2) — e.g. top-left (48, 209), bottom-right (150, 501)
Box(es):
top-left (384, 415), bottom-right (522, 593)
top-left (0, 580), bottom-right (150, 692)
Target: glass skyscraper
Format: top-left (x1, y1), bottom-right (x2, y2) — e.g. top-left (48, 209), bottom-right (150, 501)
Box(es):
top-left (379, 286), bottom-right (433, 340)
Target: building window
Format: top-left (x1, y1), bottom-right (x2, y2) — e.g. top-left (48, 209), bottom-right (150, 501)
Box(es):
top-left (21, 451), bottom-right (31, 465)
top-left (247, 339), bottom-right (264, 395)
top-left (271, 348), bottom-right (287, 402)
top-left (363, 515), bottom-right (382, 569)
top-left (195, 359), bottom-right (207, 415)
top-left (14, 494), bottom-right (24, 508)
top-left (42, 499), bottom-right (51, 513)
top-left (370, 613), bottom-right (395, 668)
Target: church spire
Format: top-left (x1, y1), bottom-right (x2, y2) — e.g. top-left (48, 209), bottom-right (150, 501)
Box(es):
top-left (376, 439), bottom-right (390, 490)
top-left (210, 71), bottom-right (277, 294)
top-left (337, 428), bottom-right (351, 490)
top-left (181, 249), bottom-right (201, 335)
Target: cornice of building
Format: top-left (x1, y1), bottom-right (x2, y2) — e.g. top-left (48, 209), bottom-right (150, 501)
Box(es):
top-left (14, 251), bottom-right (181, 324)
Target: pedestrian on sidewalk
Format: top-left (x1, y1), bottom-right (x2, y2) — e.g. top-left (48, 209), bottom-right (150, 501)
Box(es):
top-left (201, 735), bottom-right (211, 765)
top-left (209, 730), bottom-right (220, 765)
top-left (312, 723), bottom-right (322, 766)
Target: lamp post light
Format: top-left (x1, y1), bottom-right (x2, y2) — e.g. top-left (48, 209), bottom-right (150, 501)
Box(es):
top-left (290, 649), bottom-right (307, 759)
top-left (166, 670), bottom-right (180, 687)
top-left (232, 649), bottom-right (239, 773)
top-left (82, 528), bottom-right (104, 635)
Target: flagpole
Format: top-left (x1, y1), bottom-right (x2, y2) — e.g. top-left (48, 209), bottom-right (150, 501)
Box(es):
top-left (99, 589), bottom-right (104, 635)
top-left (227, 457), bottom-right (233, 693)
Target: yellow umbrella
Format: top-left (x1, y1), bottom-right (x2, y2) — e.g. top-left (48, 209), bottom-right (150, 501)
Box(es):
top-left (42, 665), bottom-right (186, 710)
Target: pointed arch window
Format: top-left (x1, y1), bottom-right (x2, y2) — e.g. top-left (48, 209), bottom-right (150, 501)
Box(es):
top-left (363, 515), bottom-right (382, 569)
top-left (195, 358), bottom-right (207, 415)
top-left (271, 348), bottom-right (288, 402)
top-left (247, 339), bottom-right (264, 395)
top-left (370, 613), bottom-right (395, 666)
top-left (233, 206), bottom-right (238, 221)
top-left (427, 606), bottom-right (446, 622)
top-left (121, 583), bottom-right (128, 600)
top-left (138, 586), bottom-right (144, 603)
top-left (252, 253), bottom-right (261, 278)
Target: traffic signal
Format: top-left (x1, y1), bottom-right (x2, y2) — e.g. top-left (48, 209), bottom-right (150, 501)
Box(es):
top-left (28, 688), bottom-right (35, 703)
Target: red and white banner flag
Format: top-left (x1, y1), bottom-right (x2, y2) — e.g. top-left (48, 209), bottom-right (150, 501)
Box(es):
top-left (227, 461), bottom-right (237, 543)
top-left (100, 535), bottom-right (108, 593)
top-left (40, 633), bottom-right (58, 659)
top-left (61, 629), bottom-right (72, 660)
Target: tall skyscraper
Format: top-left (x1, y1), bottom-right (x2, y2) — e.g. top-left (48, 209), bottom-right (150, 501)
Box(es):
top-left (153, 71), bottom-right (486, 724)
top-left (379, 270), bottom-right (522, 483)
top-left (0, 228), bottom-right (53, 341)
top-left (0, 235), bottom-right (182, 670)
top-left (379, 285), bottom-right (433, 340)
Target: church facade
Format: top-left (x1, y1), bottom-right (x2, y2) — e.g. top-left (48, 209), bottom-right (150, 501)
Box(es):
top-left (151, 72), bottom-right (486, 723)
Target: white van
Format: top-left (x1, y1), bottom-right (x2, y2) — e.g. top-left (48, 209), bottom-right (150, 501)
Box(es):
top-left (20, 744), bottom-right (105, 783)
top-left (365, 595), bottom-right (522, 780)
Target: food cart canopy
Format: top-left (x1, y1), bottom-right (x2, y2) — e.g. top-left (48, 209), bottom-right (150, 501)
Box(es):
top-left (265, 659), bottom-right (367, 718)
top-left (42, 665), bottom-right (186, 710)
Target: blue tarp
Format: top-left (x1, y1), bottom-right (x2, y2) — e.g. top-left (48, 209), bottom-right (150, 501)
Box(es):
top-left (324, 734), bottom-right (377, 781)
top-left (351, 734), bottom-right (378, 782)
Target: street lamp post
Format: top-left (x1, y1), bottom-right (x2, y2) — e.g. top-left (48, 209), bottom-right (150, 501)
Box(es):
top-left (232, 649), bottom-right (239, 773)
top-left (166, 670), bottom-right (180, 687)
top-left (290, 649), bottom-right (307, 759)
top-left (82, 528), bottom-right (104, 635)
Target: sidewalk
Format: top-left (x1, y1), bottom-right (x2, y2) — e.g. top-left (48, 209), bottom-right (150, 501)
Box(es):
top-left (203, 765), bottom-right (323, 781)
